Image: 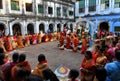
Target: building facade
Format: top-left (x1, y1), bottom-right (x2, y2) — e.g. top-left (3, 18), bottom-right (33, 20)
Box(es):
top-left (0, 0), bottom-right (75, 36)
top-left (75, 0), bottom-right (120, 33)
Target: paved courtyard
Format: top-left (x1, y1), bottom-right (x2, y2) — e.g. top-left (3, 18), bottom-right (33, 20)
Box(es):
top-left (11, 41), bottom-right (84, 71)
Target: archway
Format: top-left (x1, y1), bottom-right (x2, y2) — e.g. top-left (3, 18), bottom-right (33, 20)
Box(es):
top-left (39, 23), bottom-right (45, 33)
top-left (27, 23), bottom-right (34, 34)
top-left (99, 22), bottom-right (109, 31)
top-left (12, 23), bottom-right (21, 35)
top-left (70, 24), bottom-right (73, 32)
top-left (0, 24), bottom-right (5, 36)
top-left (57, 24), bottom-right (61, 32)
top-left (49, 24), bottom-right (54, 33)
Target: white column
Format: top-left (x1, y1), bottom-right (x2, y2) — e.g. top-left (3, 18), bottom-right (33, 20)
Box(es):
top-left (109, 0), bottom-right (113, 12)
top-left (85, 0), bottom-right (89, 15)
top-left (61, 24), bottom-right (64, 32)
top-left (21, 21), bottom-right (25, 35)
top-left (54, 23), bottom-right (57, 32)
top-left (96, 0), bottom-right (100, 13)
top-left (34, 22), bottom-right (37, 34)
top-left (9, 23), bottom-right (13, 36)
top-left (45, 21), bottom-right (49, 33)
top-left (36, 21), bottom-right (39, 34)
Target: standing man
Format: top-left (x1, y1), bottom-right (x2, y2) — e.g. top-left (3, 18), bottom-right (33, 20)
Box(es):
top-left (105, 50), bottom-right (120, 81)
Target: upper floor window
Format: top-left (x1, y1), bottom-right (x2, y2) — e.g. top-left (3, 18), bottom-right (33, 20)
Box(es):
top-left (100, 0), bottom-right (109, 10)
top-left (63, 7), bottom-right (67, 17)
top-left (79, 0), bottom-right (85, 13)
top-left (11, 0), bottom-right (19, 10)
top-left (0, 0), bottom-right (3, 9)
top-left (56, 7), bottom-right (61, 17)
top-left (48, 7), bottom-right (53, 14)
top-left (26, 3), bottom-right (33, 12)
top-left (89, 0), bottom-right (96, 11)
top-left (38, 5), bottom-right (44, 13)
top-left (69, 11), bottom-right (74, 16)
top-left (114, 0), bottom-right (120, 8)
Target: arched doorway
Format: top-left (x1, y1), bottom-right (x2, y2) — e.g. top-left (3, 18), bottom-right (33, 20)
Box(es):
top-left (99, 22), bottom-right (109, 31)
top-left (70, 24), bottom-right (73, 32)
top-left (49, 24), bottom-right (54, 33)
top-left (39, 23), bottom-right (45, 33)
top-left (27, 23), bottom-right (34, 34)
top-left (57, 24), bottom-right (61, 32)
top-left (12, 23), bottom-right (21, 35)
top-left (0, 23), bottom-right (5, 36)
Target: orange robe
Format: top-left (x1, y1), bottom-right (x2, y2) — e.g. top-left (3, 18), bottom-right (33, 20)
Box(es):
top-left (66, 35), bottom-right (71, 49)
top-left (32, 60), bottom-right (49, 78)
top-left (5, 37), bottom-right (13, 51)
top-left (81, 38), bottom-right (87, 54)
top-left (17, 36), bottom-right (24, 48)
top-left (11, 61), bottom-right (31, 81)
top-left (24, 35), bottom-right (30, 46)
top-left (37, 34), bottom-right (41, 44)
top-left (96, 55), bottom-right (107, 67)
top-left (73, 37), bottom-right (79, 52)
top-left (80, 58), bottom-right (96, 81)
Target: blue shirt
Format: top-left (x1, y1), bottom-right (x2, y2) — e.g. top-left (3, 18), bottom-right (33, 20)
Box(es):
top-left (105, 61), bottom-right (120, 81)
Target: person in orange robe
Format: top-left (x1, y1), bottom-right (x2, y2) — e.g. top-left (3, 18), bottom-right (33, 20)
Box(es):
top-left (81, 36), bottom-right (87, 54)
top-left (92, 45), bottom-right (100, 62)
top-left (5, 35), bottom-right (13, 51)
top-left (0, 37), bottom-right (6, 53)
top-left (49, 33), bottom-right (53, 41)
top-left (73, 34), bottom-right (79, 52)
top-left (32, 54), bottom-right (49, 78)
top-left (11, 54), bottom-right (31, 81)
top-left (96, 48), bottom-right (107, 67)
top-left (80, 51), bottom-right (96, 81)
top-left (24, 34), bottom-right (30, 46)
top-left (37, 33), bottom-right (41, 44)
top-left (59, 32), bottom-right (65, 50)
top-left (16, 34), bottom-right (24, 48)
top-left (66, 34), bottom-right (71, 49)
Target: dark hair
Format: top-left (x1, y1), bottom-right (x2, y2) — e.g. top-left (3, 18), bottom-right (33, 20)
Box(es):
top-left (43, 69), bottom-right (59, 81)
top-left (16, 68), bottom-right (29, 81)
top-left (96, 66), bottom-right (107, 81)
top-left (19, 54), bottom-right (26, 62)
top-left (38, 54), bottom-right (46, 62)
top-left (85, 51), bottom-right (92, 58)
top-left (0, 48), bottom-right (4, 53)
top-left (69, 69), bottom-right (79, 81)
top-left (12, 52), bottom-right (19, 62)
top-left (95, 45), bottom-right (100, 50)
top-left (115, 50), bottom-right (120, 60)
top-left (26, 74), bottom-right (43, 81)
top-left (0, 53), bottom-right (5, 65)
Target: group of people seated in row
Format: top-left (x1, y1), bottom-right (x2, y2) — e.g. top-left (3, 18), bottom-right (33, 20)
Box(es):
top-left (0, 31), bottom-right (59, 53)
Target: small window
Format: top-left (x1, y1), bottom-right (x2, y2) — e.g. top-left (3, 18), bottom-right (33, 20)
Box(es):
top-left (11, 0), bottom-right (19, 10)
top-left (57, 7), bottom-right (61, 16)
top-left (26, 3), bottom-right (32, 12)
top-left (79, 0), bottom-right (85, 13)
top-left (69, 11), bottom-right (73, 16)
top-left (115, 26), bottom-right (120, 32)
top-left (38, 5), bottom-right (44, 13)
top-left (63, 7), bottom-right (67, 17)
top-left (0, 0), bottom-right (3, 9)
top-left (48, 7), bottom-right (53, 14)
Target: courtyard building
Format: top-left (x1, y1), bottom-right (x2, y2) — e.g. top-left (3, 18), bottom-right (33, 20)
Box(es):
top-left (0, 0), bottom-right (75, 36)
top-left (75, 0), bottom-right (120, 33)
